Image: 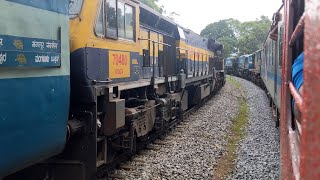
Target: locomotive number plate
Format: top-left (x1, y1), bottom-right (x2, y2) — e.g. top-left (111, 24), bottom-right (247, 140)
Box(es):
top-left (109, 51), bottom-right (130, 79)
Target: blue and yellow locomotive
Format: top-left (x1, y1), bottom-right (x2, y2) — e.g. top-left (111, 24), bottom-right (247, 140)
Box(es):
top-left (1, 1), bottom-right (225, 179)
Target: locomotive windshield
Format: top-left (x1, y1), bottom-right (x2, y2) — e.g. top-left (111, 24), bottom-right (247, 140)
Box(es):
top-left (239, 56), bottom-right (245, 66)
top-left (225, 59), bottom-right (233, 67)
top-left (249, 56), bottom-right (253, 64)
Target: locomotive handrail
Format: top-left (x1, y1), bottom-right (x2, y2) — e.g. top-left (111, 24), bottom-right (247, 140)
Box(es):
top-left (289, 13), bottom-right (305, 47)
top-left (92, 79), bottom-right (112, 84)
top-left (289, 81), bottom-right (304, 112)
top-left (138, 38), bottom-right (171, 47)
top-left (176, 47), bottom-right (195, 52)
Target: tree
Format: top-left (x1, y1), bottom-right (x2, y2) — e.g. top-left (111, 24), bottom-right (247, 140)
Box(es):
top-left (237, 16), bottom-right (271, 54)
top-left (140, 0), bottom-right (163, 14)
top-left (200, 19), bottom-right (240, 55)
top-left (200, 16), bottom-right (271, 56)
top-left (200, 18), bottom-right (240, 39)
top-left (140, 0), bottom-right (179, 21)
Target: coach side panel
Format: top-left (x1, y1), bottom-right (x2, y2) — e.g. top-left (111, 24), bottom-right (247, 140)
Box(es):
top-left (0, 0), bottom-right (70, 176)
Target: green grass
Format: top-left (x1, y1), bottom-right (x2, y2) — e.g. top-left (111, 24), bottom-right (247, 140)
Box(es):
top-left (226, 75), bottom-right (241, 89)
top-left (228, 98), bottom-right (248, 155)
top-left (214, 77), bottom-right (249, 180)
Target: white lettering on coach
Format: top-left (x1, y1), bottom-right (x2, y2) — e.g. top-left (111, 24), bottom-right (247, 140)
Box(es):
top-left (0, 38), bottom-right (3, 46)
top-left (51, 55), bottom-right (60, 63)
top-left (46, 42), bottom-right (58, 49)
top-left (32, 41), bottom-right (45, 50)
top-left (35, 55), bottom-right (49, 63)
top-left (0, 52), bottom-right (7, 64)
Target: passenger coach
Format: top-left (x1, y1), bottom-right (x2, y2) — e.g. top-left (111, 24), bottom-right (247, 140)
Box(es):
top-left (0, 0), bottom-right (70, 177)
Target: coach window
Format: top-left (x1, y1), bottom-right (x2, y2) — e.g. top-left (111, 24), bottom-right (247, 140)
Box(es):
top-left (265, 46), bottom-right (268, 66)
top-left (269, 44), bottom-right (272, 66)
top-left (272, 41), bottom-right (274, 66)
top-left (279, 26), bottom-right (283, 66)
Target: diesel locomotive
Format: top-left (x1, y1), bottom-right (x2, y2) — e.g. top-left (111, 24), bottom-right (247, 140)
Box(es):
top-left (0, 0), bottom-right (225, 179)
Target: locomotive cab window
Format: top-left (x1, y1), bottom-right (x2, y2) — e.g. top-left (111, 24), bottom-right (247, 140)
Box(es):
top-left (106, 0), bottom-right (117, 38)
top-left (96, 4), bottom-right (104, 36)
top-left (95, 0), bottom-right (136, 40)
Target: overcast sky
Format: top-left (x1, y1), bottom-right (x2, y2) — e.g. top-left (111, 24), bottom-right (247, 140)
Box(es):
top-left (158, 0), bottom-right (283, 34)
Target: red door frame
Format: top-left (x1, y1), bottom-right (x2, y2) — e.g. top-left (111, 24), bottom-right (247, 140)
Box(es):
top-left (281, 0), bottom-right (320, 179)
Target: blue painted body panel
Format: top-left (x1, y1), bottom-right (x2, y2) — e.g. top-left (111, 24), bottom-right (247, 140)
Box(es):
top-left (262, 64), bottom-right (282, 109)
top-left (0, 75), bottom-right (70, 176)
top-left (0, 0), bottom-right (70, 177)
top-left (6, 0), bottom-right (68, 15)
top-left (267, 71), bottom-right (282, 85)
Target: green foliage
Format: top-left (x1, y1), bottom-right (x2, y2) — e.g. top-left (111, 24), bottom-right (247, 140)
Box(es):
top-left (201, 16), bottom-right (271, 56)
top-left (140, 0), bottom-right (163, 13)
top-left (237, 16), bottom-right (271, 54)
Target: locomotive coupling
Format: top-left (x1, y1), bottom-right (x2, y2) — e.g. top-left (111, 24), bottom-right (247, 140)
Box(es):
top-left (66, 119), bottom-right (85, 142)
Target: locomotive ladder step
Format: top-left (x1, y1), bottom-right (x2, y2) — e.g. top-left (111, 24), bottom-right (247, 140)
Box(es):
top-left (122, 139), bottom-right (133, 149)
top-left (97, 136), bottom-right (105, 142)
top-left (131, 157), bottom-right (146, 163)
top-left (155, 121), bottom-right (162, 128)
top-left (146, 145), bottom-right (161, 151)
top-left (107, 173), bottom-right (126, 179)
top-left (289, 13), bottom-right (305, 47)
top-left (119, 164), bottom-right (137, 171)
top-left (96, 160), bottom-right (105, 167)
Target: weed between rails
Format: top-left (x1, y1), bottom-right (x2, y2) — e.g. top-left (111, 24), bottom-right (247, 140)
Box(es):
top-left (214, 76), bottom-right (249, 180)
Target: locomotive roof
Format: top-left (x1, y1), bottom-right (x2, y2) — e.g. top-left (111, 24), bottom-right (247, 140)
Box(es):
top-left (139, 3), bottom-right (178, 37)
top-left (178, 26), bottom-right (209, 50)
top-left (139, 3), bottom-right (223, 52)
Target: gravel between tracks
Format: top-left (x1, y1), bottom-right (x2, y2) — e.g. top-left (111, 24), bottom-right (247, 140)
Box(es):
top-left (229, 77), bottom-right (280, 180)
top-left (109, 76), bottom-right (280, 180)
top-left (110, 81), bottom-right (239, 180)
